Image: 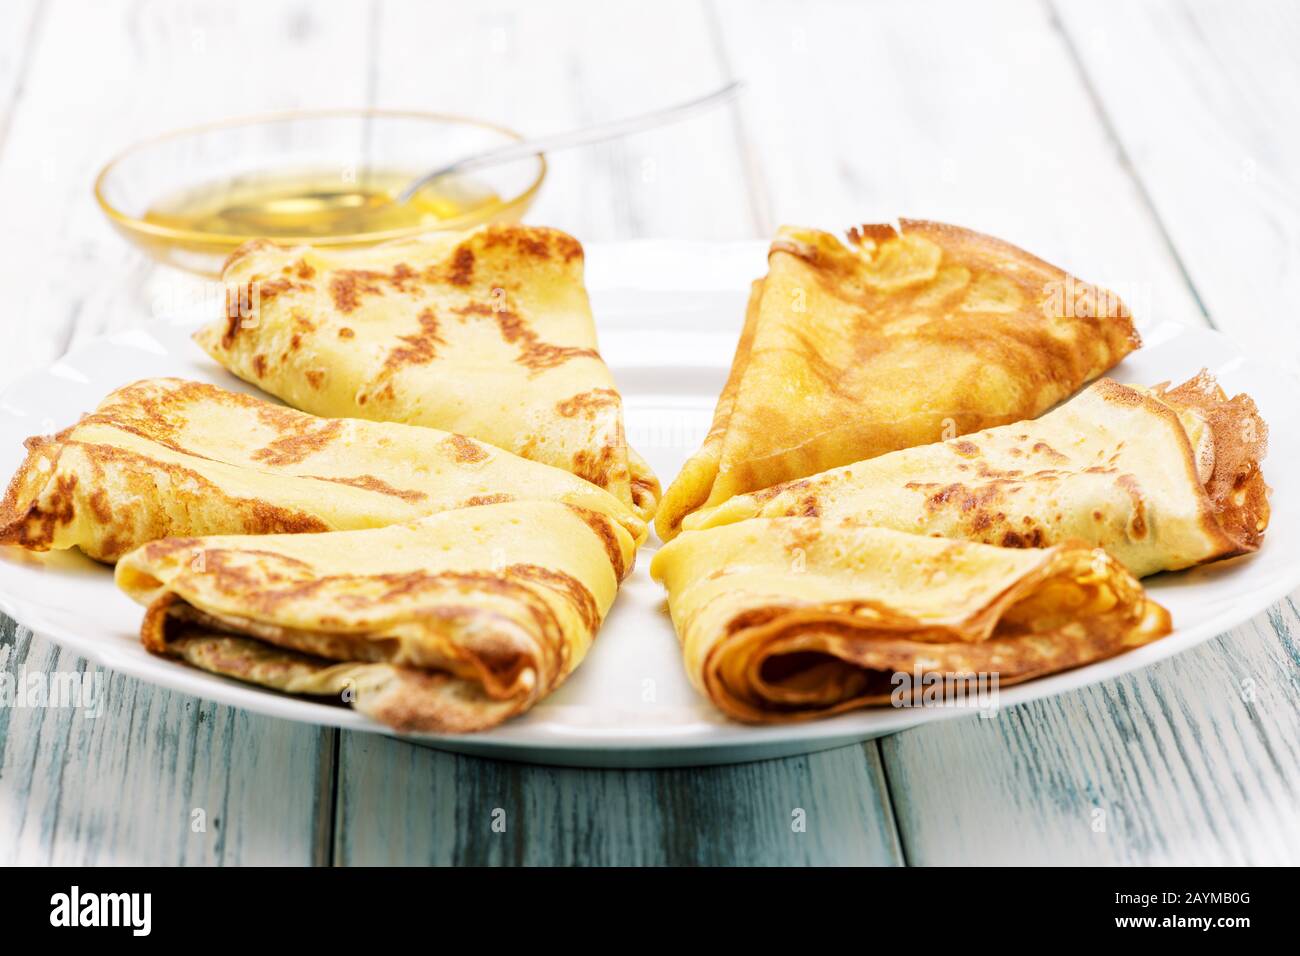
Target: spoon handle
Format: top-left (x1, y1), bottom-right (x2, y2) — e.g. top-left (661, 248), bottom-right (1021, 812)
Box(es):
top-left (395, 80), bottom-right (742, 204)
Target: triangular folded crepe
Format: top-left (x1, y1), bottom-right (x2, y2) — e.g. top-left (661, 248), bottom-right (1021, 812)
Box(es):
top-left (684, 371), bottom-right (1268, 577)
top-left (116, 501), bottom-right (635, 732)
top-left (194, 224), bottom-right (659, 520)
top-left (656, 220), bottom-right (1140, 539)
top-left (0, 377), bottom-right (645, 562)
top-left (650, 520), bottom-right (1171, 723)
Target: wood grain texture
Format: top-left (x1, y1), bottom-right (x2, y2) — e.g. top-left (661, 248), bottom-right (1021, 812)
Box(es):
top-left (1054, 0), bottom-right (1300, 369)
top-left (870, 0), bottom-right (1300, 865)
top-left (882, 600), bottom-right (1300, 865)
top-left (332, 0), bottom-right (900, 868)
top-left (0, 0), bottom-right (376, 385)
top-left (335, 736), bottom-right (901, 865)
top-left (1, 0), bottom-right (1297, 867)
top-left (708, 0), bottom-right (1204, 328)
top-left (0, 0), bottom-right (377, 865)
top-left (370, 0), bottom-right (756, 240)
top-left (0, 616), bottom-right (333, 864)
top-left (0, 1), bottom-right (42, 155)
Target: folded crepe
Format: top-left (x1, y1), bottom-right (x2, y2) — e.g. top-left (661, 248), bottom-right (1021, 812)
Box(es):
top-left (0, 377), bottom-right (645, 563)
top-left (650, 520), bottom-right (1171, 723)
top-left (685, 371), bottom-right (1269, 577)
top-left (116, 500), bottom-right (635, 732)
top-left (195, 224), bottom-right (659, 521)
top-left (656, 220), bottom-right (1140, 539)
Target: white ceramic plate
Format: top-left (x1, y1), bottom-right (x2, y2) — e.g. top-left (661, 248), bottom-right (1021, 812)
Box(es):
top-left (1, 241), bottom-right (1297, 767)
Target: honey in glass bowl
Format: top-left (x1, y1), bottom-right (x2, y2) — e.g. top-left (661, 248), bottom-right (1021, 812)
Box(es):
top-left (142, 167), bottom-right (502, 240)
top-left (95, 110), bottom-right (545, 276)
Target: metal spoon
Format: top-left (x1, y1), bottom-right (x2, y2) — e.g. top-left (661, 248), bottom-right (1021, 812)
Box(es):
top-left (393, 80), bottom-right (742, 205)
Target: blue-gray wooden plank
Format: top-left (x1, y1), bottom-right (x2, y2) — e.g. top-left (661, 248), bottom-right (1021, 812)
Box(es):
top-left (712, 0), bottom-right (1300, 864)
top-left (0, 617), bottom-right (335, 864)
top-left (334, 734), bottom-right (901, 865)
top-left (1053, 0), bottom-right (1300, 373)
top-left (875, 0), bottom-right (1300, 864)
top-left (7, 0), bottom-right (1295, 868)
top-left (330, 0), bottom-right (901, 868)
top-left (882, 607), bottom-right (1300, 864)
top-left (0, 0), bottom-right (374, 865)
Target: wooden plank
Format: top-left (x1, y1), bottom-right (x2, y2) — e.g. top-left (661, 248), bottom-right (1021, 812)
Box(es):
top-left (882, 602), bottom-right (1300, 865)
top-left (873, 1), bottom-right (1300, 865)
top-left (1054, 0), bottom-right (1300, 369)
top-left (0, 0), bottom-right (378, 865)
top-left (336, 738), bottom-right (901, 865)
top-left (0, 1), bottom-right (42, 151)
top-left (0, 617), bottom-right (336, 865)
top-left (369, 0), bottom-right (756, 240)
top-left (0, 0), bottom-right (376, 385)
top-left (713, 0), bottom-right (1300, 865)
top-left (334, 0), bottom-right (900, 867)
top-left (709, 0), bottom-right (1204, 328)
top-left (10, 0), bottom-right (1291, 867)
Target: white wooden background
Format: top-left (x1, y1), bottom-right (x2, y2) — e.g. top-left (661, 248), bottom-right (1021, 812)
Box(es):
top-left (0, 0), bottom-right (1297, 865)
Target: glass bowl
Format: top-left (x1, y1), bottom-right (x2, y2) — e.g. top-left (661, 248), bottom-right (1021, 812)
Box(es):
top-left (95, 109), bottom-right (546, 276)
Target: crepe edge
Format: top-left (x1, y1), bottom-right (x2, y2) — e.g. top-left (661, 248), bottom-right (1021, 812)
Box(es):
top-left (627, 448), bottom-right (662, 524)
top-left (138, 588), bottom-right (538, 733)
top-left (206, 228), bottom-right (658, 528)
top-left (684, 371), bottom-right (1272, 568)
top-left (689, 542), bottom-right (1172, 724)
top-left (1152, 369), bottom-right (1270, 557)
top-left (0, 432), bottom-right (69, 553)
top-left (149, 612), bottom-right (529, 734)
top-left (116, 502), bottom-right (635, 733)
top-left (663, 221), bottom-right (1142, 538)
top-left (655, 279), bottom-right (766, 542)
top-left (771, 219), bottom-right (1142, 359)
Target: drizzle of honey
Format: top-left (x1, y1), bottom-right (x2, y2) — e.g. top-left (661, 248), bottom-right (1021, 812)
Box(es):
top-left (142, 167), bottom-right (502, 239)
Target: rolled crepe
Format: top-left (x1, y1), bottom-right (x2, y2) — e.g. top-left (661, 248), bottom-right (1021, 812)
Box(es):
top-left (116, 500), bottom-right (634, 732)
top-left (0, 377), bottom-right (645, 562)
top-left (650, 520), bottom-right (1171, 723)
top-left (195, 224), bottom-right (659, 520)
top-left (656, 220), bottom-right (1140, 539)
top-left (685, 371), bottom-right (1268, 577)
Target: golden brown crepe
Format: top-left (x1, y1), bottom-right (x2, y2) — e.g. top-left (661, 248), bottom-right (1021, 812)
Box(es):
top-left (0, 377), bottom-right (645, 562)
top-left (194, 224), bottom-right (659, 520)
top-left (650, 520), bottom-right (1171, 723)
top-left (684, 371), bottom-right (1269, 577)
top-left (116, 500), bottom-right (635, 732)
top-left (656, 220), bottom-right (1140, 539)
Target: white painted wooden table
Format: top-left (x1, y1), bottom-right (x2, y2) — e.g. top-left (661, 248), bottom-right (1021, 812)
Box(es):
top-left (1, 0), bottom-right (1297, 866)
